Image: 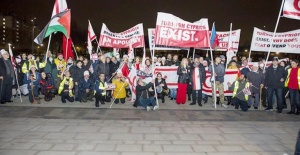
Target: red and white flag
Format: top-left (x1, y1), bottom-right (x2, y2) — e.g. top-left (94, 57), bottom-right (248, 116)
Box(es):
top-left (128, 43), bottom-right (134, 60)
top-left (226, 24), bottom-right (236, 64)
top-left (51, 0), bottom-right (68, 17)
top-left (283, 0), bottom-right (300, 20)
top-left (88, 20), bottom-right (96, 41)
top-left (8, 44), bottom-right (16, 70)
top-left (127, 66), bottom-right (138, 101)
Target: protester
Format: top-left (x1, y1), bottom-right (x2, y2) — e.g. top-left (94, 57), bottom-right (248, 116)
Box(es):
top-left (0, 49), bottom-right (14, 104)
top-left (166, 54), bottom-right (173, 66)
top-left (43, 51), bottom-right (57, 87)
top-left (227, 74), bottom-right (250, 112)
top-left (58, 71), bottom-right (74, 103)
top-left (20, 53), bottom-right (27, 67)
top-left (109, 56), bottom-right (120, 80)
top-left (112, 71), bottom-right (128, 104)
top-left (70, 60), bottom-right (85, 101)
top-left (135, 78), bottom-right (158, 111)
top-left (24, 65), bottom-right (41, 104)
top-left (144, 59), bottom-right (153, 75)
top-left (161, 57), bottom-right (167, 66)
top-left (172, 55), bottom-right (180, 66)
top-left (209, 57), bottom-right (227, 108)
top-left (155, 73), bottom-right (168, 103)
top-left (176, 58), bottom-right (190, 104)
top-left (280, 60), bottom-right (289, 109)
top-left (22, 54), bottom-right (46, 74)
top-left (40, 72), bottom-right (55, 101)
top-left (264, 57), bottom-right (286, 113)
top-left (247, 62), bottom-right (264, 109)
top-left (94, 73), bottom-right (108, 107)
top-left (133, 56), bottom-right (141, 70)
top-left (78, 71), bottom-right (94, 102)
top-left (189, 57), bottom-right (206, 106)
top-left (54, 53), bottom-right (66, 77)
top-left (96, 55), bottom-right (110, 80)
top-left (66, 57), bottom-right (74, 72)
top-left (285, 59), bottom-right (300, 115)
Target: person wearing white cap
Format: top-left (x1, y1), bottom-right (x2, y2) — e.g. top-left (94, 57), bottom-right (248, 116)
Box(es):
top-left (246, 62), bottom-right (264, 109)
top-left (78, 70), bottom-right (94, 102)
top-left (161, 57), bottom-right (167, 66)
top-left (0, 49), bottom-right (15, 104)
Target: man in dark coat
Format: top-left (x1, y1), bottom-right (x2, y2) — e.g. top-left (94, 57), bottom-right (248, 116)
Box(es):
top-left (69, 60), bottom-right (85, 101)
top-left (0, 49), bottom-right (14, 104)
top-left (109, 56), bottom-right (120, 81)
top-left (78, 71), bottom-right (94, 102)
top-left (264, 57), bottom-right (287, 113)
top-left (247, 62), bottom-right (264, 109)
top-left (95, 55), bottom-right (110, 80)
top-left (189, 56), bottom-right (206, 106)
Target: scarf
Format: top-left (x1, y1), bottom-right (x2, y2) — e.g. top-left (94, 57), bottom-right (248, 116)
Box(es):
top-left (193, 66), bottom-right (201, 90)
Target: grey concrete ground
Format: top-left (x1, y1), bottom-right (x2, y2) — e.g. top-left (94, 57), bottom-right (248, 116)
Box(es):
top-left (0, 96), bottom-right (299, 155)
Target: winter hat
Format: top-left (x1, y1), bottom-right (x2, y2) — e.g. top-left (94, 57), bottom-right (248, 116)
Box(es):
top-left (84, 71), bottom-right (90, 76)
top-left (0, 49), bottom-right (8, 55)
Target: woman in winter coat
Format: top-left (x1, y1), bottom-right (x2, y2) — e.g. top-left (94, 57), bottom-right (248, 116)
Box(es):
top-left (176, 58), bottom-right (190, 104)
top-left (23, 65), bottom-right (41, 104)
top-left (112, 71), bottom-right (128, 104)
top-left (40, 72), bottom-right (55, 101)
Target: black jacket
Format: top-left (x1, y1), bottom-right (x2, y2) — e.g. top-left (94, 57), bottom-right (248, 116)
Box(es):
top-left (0, 58), bottom-right (13, 84)
top-left (264, 65), bottom-right (287, 89)
top-left (70, 66), bottom-right (85, 83)
top-left (96, 61), bottom-right (110, 77)
top-left (247, 71), bottom-right (264, 94)
top-left (177, 66), bottom-right (190, 84)
top-left (189, 64), bottom-right (206, 85)
top-left (155, 78), bottom-right (168, 90)
top-left (109, 61), bottom-right (120, 75)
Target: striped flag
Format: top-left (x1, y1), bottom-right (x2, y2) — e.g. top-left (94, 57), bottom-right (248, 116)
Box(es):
top-left (87, 20), bottom-right (96, 54)
top-left (8, 44), bottom-right (16, 70)
top-left (210, 22), bottom-right (219, 49)
top-left (283, 0), bottom-right (300, 20)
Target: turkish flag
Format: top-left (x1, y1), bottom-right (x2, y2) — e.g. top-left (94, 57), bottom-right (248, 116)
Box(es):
top-left (62, 36), bottom-right (74, 61)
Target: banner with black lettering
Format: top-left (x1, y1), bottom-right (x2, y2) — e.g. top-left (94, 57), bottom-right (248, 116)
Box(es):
top-left (154, 12), bottom-right (210, 48)
top-left (250, 27), bottom-right (300, 53)
top-left (99, 23), bottom-right (145, 48)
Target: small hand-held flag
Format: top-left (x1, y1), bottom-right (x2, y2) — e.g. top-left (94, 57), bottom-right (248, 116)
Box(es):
top-left (51, 0), bottom-right (68, 17)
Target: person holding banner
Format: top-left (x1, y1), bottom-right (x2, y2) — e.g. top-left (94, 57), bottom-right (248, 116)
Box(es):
top-left (247, 63), bottom-right (264, 109)
top-left (209, 57), bottom-right (226, 108)
top-left (264, 57), bottom-right (286, 113)
top-left (227, 74), bottom-right (250, 112)
top-left (155, 73), bottom-right (168, 103)
top-left (285, 59), bottom-right (300, 115)
top-left (189, 56), bottom-right (206, 106)
top-left (176, 58), bottom-right (190, 105)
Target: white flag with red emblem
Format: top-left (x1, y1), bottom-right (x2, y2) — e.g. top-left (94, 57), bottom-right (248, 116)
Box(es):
top-left (51, 0), bottom-right (68, 17)
top-left (128, 66), bottom-right (138, 101)
top-left (88, 20), bottom-right (96, 41)
top-left (283, 0), bottom-right (300, 20)
top-left (8, 44), bottom-right (16, 70)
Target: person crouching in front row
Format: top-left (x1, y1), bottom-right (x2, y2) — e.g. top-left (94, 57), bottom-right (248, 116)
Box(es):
top-left (112, 71), bottom-right (128, 104)
top-left (136, 78), bottom-right (159, 111)
top-left (24, 65), bottom-right (41, 104)
top-left (227, 74), bottom-right (250, 112)
top-left (94, 73), bottom-right (107, 107)
top-left (58, 71), bottom-right (74, 103)
top-left (155, 73), bottom-right (168, 103)
top-left (78, 71), bottom-right (94, 102)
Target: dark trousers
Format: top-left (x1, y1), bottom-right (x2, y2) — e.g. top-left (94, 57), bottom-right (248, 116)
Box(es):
top-left (28, 87), bottom-right (39, 103)
top-left (295, 129), bottom-right (300, 155)
top-left (114, 98), bottom-right (125, 104)
top-left (61, 92), bottom-right (74, 103)
top-left (192, 89), bottom-right (202, 104)
top-left (233, 98), bottom-right (248, 112)
top-left (95, 92), bottom-right (106, 105)
top-left (261, 87), bottom-right (267, 106)
top-left (139, 97), bottom-right (156, 109)
top-left (187, 84), bottom-right (192, 99)
top-left (267, 88), bottom-right (283, 111)
top-left (0, 78), bottom-right (13, 102)
top-left (283, 87), bottom-right (289, 106)
top-left (289, 89), bottom-right (300, 112)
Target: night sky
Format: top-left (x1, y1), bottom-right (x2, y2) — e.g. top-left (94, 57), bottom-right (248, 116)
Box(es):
top-left (1, 0), bottom-right (300, 46)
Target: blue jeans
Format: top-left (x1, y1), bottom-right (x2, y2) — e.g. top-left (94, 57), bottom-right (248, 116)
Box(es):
top-left (170, 88), bottom-right (177, 98)
top-left (139, 97), bottom-right (156, 109)
top-left (267, 88), bottom-right (283, 110)
top-left (248, 93), bottom-right (260, 107)
top-left (289, 89), bottom-right (300, 110)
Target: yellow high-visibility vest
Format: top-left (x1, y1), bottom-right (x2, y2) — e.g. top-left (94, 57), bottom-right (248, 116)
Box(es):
top-left (285, 68), bottom-right (300, 89)
top-left (58, 77), bottom-right (74, 96)
top-left (232, 81), bottom-right (250, 100)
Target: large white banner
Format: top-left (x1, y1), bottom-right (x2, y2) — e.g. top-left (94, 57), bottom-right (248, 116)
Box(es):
top-left (155, 12), bottom-right (210, 48)
top-left (99, 23), bottom-right (145, 48)
top-left (250, 27), bottom-right (300, 53)
top-left (215, 29), bottom-right (241, 51)
top-left (283, 0), bottom-right (300, 20)
top-left (148, 28), bottom-right (183, 51)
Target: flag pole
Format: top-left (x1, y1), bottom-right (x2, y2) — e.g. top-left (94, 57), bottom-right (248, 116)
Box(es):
top-left (44, 34), bottom-right (52, 63)
top-left (210, 22), bottom-right (217, 109)
top-left (186, 49), bottom-right (190, 58)
top-left (152, 43), bottom-right (159, 108)
top-left (95, 39), bottom-right (103, 55)
top-left (192, 48), bottom-right (195, 60)
top-left (71, 41), bottom-right (79, 60)
top-left (225, 23), bottom-right (232, 69)
top-left (65, 37), bottom-right (69, 60)
top-left (264, 0), bottom-right (285, 71)
top-left (248, 50), bottom-right (252, 62)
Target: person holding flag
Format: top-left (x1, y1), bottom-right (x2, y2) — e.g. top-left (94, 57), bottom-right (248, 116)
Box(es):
top-left (0, 49), bottom-right (15, 104)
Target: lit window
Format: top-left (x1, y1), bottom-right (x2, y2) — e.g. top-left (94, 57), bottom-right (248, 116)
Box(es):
top-left (16, 35), bottom-right (19, 38)
top-left (3, 30), bottom-right (5, 32)
top-left (2, 26), bottom-right (5, 29)
top-left (3, 18), bottom-right (5, 21)
top-left (16, 21), bottom-right (19, 23)
top-left (16, 28), bottom-right (19, 31)
top-left (3, 22), bottom-right (5, 25)
top-left (16, 40), bottom-right (19, 42)
top-left (3, 38), bottom-right (5, 40)
top-left (16, 25), bottom-right (19, 27)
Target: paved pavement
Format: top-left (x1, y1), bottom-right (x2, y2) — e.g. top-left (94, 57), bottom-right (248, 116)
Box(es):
top-left (0, 96), bottom-right (299, 155)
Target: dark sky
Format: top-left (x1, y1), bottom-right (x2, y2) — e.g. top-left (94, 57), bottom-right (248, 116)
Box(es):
top-left (1, 0), bottom-right (300, 46)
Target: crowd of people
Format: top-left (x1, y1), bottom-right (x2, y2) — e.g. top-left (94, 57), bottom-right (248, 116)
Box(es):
top-left (0, 49), bottom-right (299, 114)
